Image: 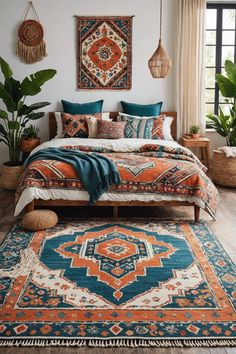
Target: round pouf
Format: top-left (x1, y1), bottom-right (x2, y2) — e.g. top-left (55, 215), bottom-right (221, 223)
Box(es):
top-left (22, 209), bottom-right (58, 231)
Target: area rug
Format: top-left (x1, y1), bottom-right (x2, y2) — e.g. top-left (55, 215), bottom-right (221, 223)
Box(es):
top-left (76, 16), bottom-right (133, 90)
top-left (0, 220), bottom-right (236, 347)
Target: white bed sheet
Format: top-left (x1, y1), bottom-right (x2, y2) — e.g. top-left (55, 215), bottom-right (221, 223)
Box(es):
top-left (15, 138), bottom-right (195, 216)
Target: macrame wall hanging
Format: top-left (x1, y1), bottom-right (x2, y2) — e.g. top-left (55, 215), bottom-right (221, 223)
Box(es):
top-left (16, 1), bottom-right (47, 64)
top-left (148, 0), bottom-right (172, 78)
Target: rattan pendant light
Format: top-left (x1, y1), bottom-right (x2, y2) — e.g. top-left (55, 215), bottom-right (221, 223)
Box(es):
top-left (148, 0), bottom-right (172, 78)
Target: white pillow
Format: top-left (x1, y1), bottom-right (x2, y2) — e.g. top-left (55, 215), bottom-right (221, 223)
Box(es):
top-left (118, 112), bottom-right (174, 141)
top-left (53, 112), bottom-right (111, 139)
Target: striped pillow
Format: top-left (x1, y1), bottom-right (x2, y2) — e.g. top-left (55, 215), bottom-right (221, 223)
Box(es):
top-left (118, 112), bottom-right (173, 140)
top-left (119, 114), bottom-right (154, 139)
top-left (96, 120), bottom-right (125, 139)
top-left (61, 113), bottom-right (102, 138)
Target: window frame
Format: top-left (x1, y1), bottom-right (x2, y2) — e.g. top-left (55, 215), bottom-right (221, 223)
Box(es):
top-left (206, 2), bottom-right (236, 128)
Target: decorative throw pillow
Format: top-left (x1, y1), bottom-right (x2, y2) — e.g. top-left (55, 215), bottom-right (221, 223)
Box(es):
top-left (86, 116), bottom-right (112, 138)
top-left (61, 113), bottom-right (102, 138)
top-left (96, 120), bottom-right (125, 139)
top-left (121, 100), bottom-right (163, 117)
top-left (152, 115), bottom-right (174, 140)
top-left (118, 112), bottom-right (174, 140)
top-left (62, 99), bottom-right (103, 114)
top-left (54, 112), bottom-right (110, 139)
top-left (122, 116), bottom-right (155, 139)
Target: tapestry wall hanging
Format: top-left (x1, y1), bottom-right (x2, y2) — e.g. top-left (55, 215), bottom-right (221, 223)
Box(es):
top-left (16, 1), bottom-right (47, 64)
top-left (76, 16), bottom-right (133, 90)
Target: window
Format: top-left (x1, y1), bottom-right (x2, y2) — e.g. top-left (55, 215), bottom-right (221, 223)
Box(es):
top-left (205, 3), bottom-right (236, 126)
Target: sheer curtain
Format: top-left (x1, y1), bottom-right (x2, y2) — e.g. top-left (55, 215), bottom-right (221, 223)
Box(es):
top-left (176, 0), bottom-right (206, 137)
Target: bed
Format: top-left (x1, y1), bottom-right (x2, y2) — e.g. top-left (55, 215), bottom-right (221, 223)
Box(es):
top-left (15, 112), bottom-right (219, 221)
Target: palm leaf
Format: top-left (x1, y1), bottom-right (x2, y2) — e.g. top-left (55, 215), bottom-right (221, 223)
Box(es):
top-left (21, 70), bottom-right (57, 96)
top-left (216, 74), bottom-right (236, 98)
top-left (0, 57), bottom-right (13, 79)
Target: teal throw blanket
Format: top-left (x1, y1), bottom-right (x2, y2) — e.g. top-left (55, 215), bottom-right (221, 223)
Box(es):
top-left (24, 147), bottom-right (121, 205)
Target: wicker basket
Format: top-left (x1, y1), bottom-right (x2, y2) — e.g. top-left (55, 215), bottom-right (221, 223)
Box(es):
top-left (20, 138), bottom-right (40, 153)
top-left (1, 164), bottom-right (25, 190)
top-left (212, 150), bottom-right (236, 187)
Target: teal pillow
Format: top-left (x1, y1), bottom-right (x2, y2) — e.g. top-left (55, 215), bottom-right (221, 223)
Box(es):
top-left (123, 117), bottom-right (154, 139)
top-left (62, 99), bottom-right (103, 114)
top-left (121, 101), bottom-right (163, 117)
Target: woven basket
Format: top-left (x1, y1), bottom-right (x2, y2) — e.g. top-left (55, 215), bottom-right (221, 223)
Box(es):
top-left (1, 164), bottom-right (24, 190)
top-left (212, 150), bottom-right (236, 187)
top-left (20, 138), bottom-right (40, 153)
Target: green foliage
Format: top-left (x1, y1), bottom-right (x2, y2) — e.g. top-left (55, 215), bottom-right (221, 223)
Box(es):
top-left (207, 60), bottom-right (236, 146)
top-left (190, 125), bottom-right (200, 134)
top-left (0, 57), bottom-right (56, 164)
top-left (21, 125), bottom-right (39, 139)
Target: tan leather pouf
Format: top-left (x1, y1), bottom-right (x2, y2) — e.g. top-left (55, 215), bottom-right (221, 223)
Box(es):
top-left (22, 209), bottom-right (58, 231)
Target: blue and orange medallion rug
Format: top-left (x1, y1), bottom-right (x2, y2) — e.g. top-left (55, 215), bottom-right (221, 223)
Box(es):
top-left (0, 220), bottom-right (236, 347)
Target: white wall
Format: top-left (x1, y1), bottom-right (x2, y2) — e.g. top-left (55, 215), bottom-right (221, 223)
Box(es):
top-left (0, 0), bottom-right (176, 164)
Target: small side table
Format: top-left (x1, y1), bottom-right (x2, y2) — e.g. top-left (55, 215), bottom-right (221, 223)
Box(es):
top-left (179, 136), bottom-right (211, 169)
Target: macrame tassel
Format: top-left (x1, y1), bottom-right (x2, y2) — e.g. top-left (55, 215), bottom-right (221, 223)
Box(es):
top-left (17, 40), bottom-right (46, 64)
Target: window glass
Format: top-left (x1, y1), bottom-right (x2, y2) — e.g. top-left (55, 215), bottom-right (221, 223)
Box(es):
top-left (223, 9), bottom-right (235, 29)
top-left (221, 46), bottom-right (235, 66)
top-left (222, 31), bottom-right (235, 45)
top-left (206, 68), bottom-right (216, 88)
top-left (206, 46), bottom-right (216, 66)
top-left (205, 89), bottom-right (215, 103)
top-left (206, 9), bottom-right (217, 29)
top-left (205, 103), bottom-right (215, 115)
top-left (206, 30), bottom-right (216, 45)
top-left (205, 4), bottom-right (236, 124)
top-left (219, 103), bottom-right (231, 115)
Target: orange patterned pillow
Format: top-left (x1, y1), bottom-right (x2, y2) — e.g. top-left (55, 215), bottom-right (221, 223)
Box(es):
top-left (62, 113), bottom-right (102, 138)
top-left (152, 115), bottom-right (173, 140)
top-left (96, 120), bottom-right (125, 139)
top-left (152, 115), bottom-right (165, 140)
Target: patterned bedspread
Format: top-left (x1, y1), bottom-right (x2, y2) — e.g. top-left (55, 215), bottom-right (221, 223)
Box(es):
top-left (16, 142), bottom-right (219, 218)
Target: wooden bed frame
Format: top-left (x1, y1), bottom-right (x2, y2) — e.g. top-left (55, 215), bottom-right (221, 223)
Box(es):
top-left (26, 111), bottom-right (201, 222)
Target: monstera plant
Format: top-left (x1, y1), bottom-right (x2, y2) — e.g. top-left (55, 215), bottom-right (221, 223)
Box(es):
top-left (0, 57), bottom-right (56, 189)
top-left (207, 60), bottom-right (236, 146)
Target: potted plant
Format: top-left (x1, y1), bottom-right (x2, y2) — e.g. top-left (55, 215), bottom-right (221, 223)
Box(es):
top-left (20, 125), bottom-right (40, 153)
top-left (189, 125), bottom-right (200, 139)
top-left (207, 59), bottom-right (236, 187)
top-left (0, 57), bottom-right (56, 190)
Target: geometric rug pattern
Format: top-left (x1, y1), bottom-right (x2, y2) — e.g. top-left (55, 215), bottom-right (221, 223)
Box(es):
top-left (0, 221), bottom-right (235, 347)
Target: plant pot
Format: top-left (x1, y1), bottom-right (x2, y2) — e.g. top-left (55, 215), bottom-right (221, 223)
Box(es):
top-left (212, 150), bottom-right (236, 187)
top-left (20, 138), bottom-right (40, 153)
top-left (191, 134), bottom-right (200, 139)
top-left (1, 163), bottom-right (25, 190)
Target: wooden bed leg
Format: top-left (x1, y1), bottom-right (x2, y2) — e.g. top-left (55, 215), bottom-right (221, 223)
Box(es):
top-left (26, 200), bottom-right (34, 212)
top-left (194, 205), bottom-right (200, 222)
top-left (113, 205), bottom-right (118, 218)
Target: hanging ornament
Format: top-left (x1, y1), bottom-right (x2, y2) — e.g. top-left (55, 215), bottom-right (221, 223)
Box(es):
top-left (148, 0), bottom-right (171, 78)
top-left (16, 1), bottom-right (47, 64)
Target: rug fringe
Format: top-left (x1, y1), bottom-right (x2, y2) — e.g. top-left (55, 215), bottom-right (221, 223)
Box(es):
top-left (0, 338), bottom-right (236, 347)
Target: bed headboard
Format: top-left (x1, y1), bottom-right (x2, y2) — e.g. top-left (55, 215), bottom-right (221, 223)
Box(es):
top-left (49, 111), bottom-right (177, 140)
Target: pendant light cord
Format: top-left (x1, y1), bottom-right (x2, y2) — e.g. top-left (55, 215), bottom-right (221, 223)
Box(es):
top-left (160, 0), bottom-right (162, 39)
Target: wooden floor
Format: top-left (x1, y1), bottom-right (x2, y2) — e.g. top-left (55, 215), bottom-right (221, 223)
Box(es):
top-left (0, 186), bottom-right (236, 354)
